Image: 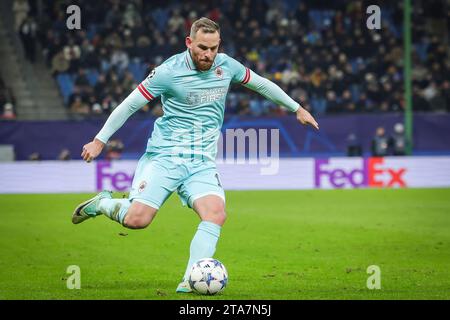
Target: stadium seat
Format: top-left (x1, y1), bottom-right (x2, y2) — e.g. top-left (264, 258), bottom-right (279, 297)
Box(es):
top-left (86, 24), bottom-right (98, 41)
top-left (311, 97), bottom-right (327, 115)
top-left (56, 73), bottom-right (74, 105)
top-left (128, 61), bottom-right (146, 82)
top-left (86, 69), bottom-right (99, 86)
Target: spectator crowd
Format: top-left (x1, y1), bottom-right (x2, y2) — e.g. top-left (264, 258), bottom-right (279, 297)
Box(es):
top-left (20, 0), bottom-right (450, 118)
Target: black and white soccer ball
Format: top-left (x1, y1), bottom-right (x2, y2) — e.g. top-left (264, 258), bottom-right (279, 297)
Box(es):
top-left (188, 258), bottom-right (228, 295)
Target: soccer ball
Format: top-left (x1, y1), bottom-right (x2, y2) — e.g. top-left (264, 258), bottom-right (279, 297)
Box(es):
top-left (188, 258), bottom-right (228, 295)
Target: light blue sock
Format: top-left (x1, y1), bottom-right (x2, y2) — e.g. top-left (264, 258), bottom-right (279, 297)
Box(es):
top-left (98, 198), bottom-right (131, 225)
top-left (183, 221), bottom-right (221, 281)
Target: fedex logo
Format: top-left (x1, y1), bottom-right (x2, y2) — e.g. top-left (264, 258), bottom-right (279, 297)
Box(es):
top-left (96, 161), bottom-right (133, 191)
top-left (315, 158), bottom-right (407, 189)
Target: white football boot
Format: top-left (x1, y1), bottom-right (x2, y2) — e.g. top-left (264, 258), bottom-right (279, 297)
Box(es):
top-left (176, 279), bottom-right (193, 293)
top-left (72, 191), bottom-right (113, 224)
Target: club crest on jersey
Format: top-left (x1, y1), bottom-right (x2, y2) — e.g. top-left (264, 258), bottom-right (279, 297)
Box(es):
top-left (215, 66), bottom-right (223, 79)
top-left (138, 181), bottom-right (147, 193)
top-left (147, 69), bottom-right (156, 79)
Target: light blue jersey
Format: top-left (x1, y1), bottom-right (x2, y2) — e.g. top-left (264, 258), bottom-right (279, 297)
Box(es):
top-left (137, 50), bottom-right (251, 161)
top-left (94, 49), bottom-right (300, 208)
top-left (96, 49), bottom-right (300, 161)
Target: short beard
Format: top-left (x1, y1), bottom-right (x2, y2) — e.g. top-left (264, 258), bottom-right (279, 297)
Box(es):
top-left (191, 51), bottom-right (214, 71)
top-left (196, 61), bottom-right (213, 71)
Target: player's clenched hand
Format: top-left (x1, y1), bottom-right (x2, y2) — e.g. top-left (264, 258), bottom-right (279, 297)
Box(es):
top-left (296, 106), bottom-right (319, 130)
top-left (81, 139), bottom-right (105, 163)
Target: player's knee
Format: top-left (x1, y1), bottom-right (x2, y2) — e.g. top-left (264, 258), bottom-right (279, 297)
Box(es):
top-left (123, 202), bottom-right (158, 229)
top-left (124, 213), bottom-right (151, 229)
top-left (215, 210), bottom-right (227, 226)
top-left (194, 196), bottom-right (227, 225)
top-left (123, 210), bottom-right (155, 229)
top-left (207, 207), bottom-right (227, 226)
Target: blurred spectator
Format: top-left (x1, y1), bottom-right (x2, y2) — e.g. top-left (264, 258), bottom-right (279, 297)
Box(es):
top-left (111, 49), bottom-right (130, 73)
top-left (236, 98), bottom-right (250, 115)
top-left (58, 148), bottom-right (71, 160)
top-left (13, 0), bottom-right (30, 31)
top-left (28, 0), bottom-right (449, 117)
top-left (74, 69), bottom-right (92, 94)
top-left (63, 38), bottom-right (81, 73)
top-left (122, 3), bottom-right (141, 28)
top-left (389, 123), bottom-right (407, 156)
top-left (19, 16), bottom-right (38, 62)
top-left (92, 102), bottom-right (103, 115)
top-left (346, 133), bottom-right (363, 157)
top-left (1, 103), bottom-right (17, 120)
top-left (424, 81), bottom-right (447, 112)
top-left (341, 90), bottom-right (353, 113)
top-left (121, 71), bottom-right (137, 92)
top-left (105, 139), bottom-right (124, 160)
top-left (0, 76), bottom-right (16, 120)
top-left (413, 85), bottom-right (430, 111)
top-left (28, 152), bottom-right (41, 161)
top-left (168, 9), bottom-right (185, 33)
top-left (371, 127), bottom-right (389, 157)
top-left (70, 96), bottom-right (90, 115)
top-left (443, 81), bottom-right (450, 112)
top-left (326, 90), bottom-right (339, 113)
top-left (51, 51), bottom-right (70, 75)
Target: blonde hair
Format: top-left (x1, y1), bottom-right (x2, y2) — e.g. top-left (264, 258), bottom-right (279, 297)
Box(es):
top-left (190, 17), bottom-right (220, 38)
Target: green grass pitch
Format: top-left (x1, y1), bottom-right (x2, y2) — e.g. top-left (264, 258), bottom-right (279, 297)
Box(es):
top-left (0, 188), bottom-right (449, 300)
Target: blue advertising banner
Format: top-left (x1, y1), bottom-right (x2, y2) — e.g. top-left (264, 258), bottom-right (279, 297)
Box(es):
top-left (1, 113), bottom-right (449, 160)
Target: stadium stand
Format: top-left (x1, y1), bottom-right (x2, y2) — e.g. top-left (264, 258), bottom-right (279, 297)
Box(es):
top-left (0, 0), bottom-right (66, 120)
top-left (4, 0), bottom-right (450, 119)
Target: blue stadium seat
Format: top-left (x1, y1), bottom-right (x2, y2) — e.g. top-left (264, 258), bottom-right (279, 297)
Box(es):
top-left (309, 10), bottom-right (322, 29)
top-left (56, 73), bottom-right (74, 104)
top-left (128, 61), bottom-right (146, 82)
top-left (308, 10), bottom-right (335, 30)
top-left (87, 24), bottom-right (98, 40)
top-left (151, 8), bottom-right (169, 32)
top-left (382, 8), bottom-right (401, 38)
top-left (311, 97), bottom-right (327, 115)
top-left (351, 84), bottom-right (361, 102)
top-left (414, 43), bottom-right (429, 62)
top-left (86, 69), bottom-right (99, 86)
top-left (101, 60), bottom-right (111, 73)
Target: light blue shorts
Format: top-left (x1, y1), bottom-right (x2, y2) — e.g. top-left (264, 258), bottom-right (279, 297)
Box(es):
top-left (128, 152), bottom-right (225, 210)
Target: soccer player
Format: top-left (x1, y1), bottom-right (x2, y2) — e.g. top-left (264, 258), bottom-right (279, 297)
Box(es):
top-left (72, 17), bottom-right (319, 293)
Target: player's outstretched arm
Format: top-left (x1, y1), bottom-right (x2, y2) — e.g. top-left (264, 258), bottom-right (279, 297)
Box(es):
top-left (81, 88), bottom-right (148, 163)
top-left (242, 70), bottom-right (319, 130)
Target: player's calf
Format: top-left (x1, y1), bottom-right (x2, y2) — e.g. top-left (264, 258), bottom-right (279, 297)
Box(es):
top-left (179, 195), bottom-right (226, 287)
